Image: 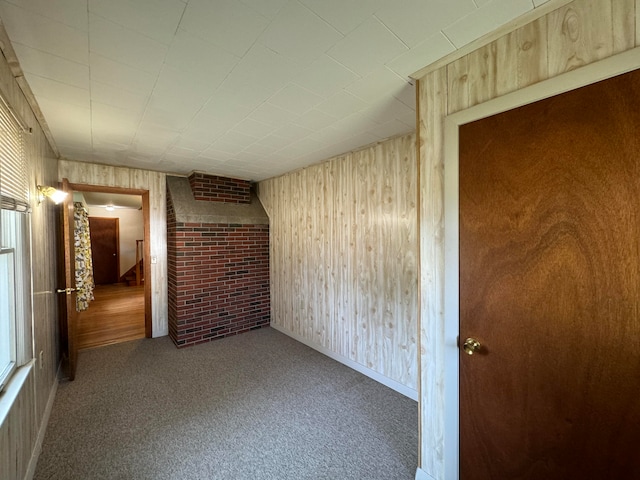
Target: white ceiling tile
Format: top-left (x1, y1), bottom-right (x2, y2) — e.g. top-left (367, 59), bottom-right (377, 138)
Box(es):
top-left (164, 28), bottom-right (240, 79)
top-left (204, 140), bottom-right (245, 156)
top-left (346, 67), bottom-right (408, 103)
top-left (259, 1), bottom-right (342, 65)
top-left (293, 54), bottom-right (360, 98)
top-left (271, 123), bottom-right (313, 142)
top-left (219, 130), bottom-right (259, 147)
top-left (252, 134), bottom-right (291, 150)
top-left (13, 43), bottom-right (90, 90)
top-left (142, 104), bottom-right (195, 131)
top-left (242, 141), bottom-right (280, 156)
top-left (172, 136), bottom-right (211, 152)
top-left (295, 109), bottom-right (339, 131)
top-left (316, 91), bottom-right (367, 118)
top-left (91, 102), bottom-right (139, 145)
top-left (369, 119), bottom-right (414, 140)
top-left (232, 118), bottom-right (277, 138)
top-left (0, 2), bottom-right (88, 64)
top-left (396, 109), bottom-right (418, 129)
top-left (163, 148), bottom-right (201, 165)
top-left (91, 81), bottom-right (149, 113)
top-left (133, 128), bottom-right (178, 154)
top-left (249, 103), bottom-right (298, 128)
top-left (327, 17), bottom-right (408, 77)
top-left (197, 148), bottom-right (232, 162)
top-left (533, 0), bottom-right (551, 6)
top-left (36, 96), bottom-right (92, 145)
top-left (331, 111), bottom-right (380, 137)
top-left (89, 54), bottom-right (157, 93)
top-left (375, 0), bottom-right (476, 48)
top-left (299, 0), bottom-right (387, 35)
top-left (199, 95), bottom-right (253, 125)
top-left (150, 66), bottom-right (214, 110)
top-left (237, 0), bottom-right (288, 19)
top-left (231, 151), bottom-right (264, 164)
top-left (268, 84), bottom-right (324, 115)
top-left (443, 0), bottom-right (533, 48)
top-left (222, 44), bottom-right (303, 99)
top-left (7, 0), bottom-right (88, 30)
top-left (26, 74), bottom-right (90, 109)
top-left (361, 97), bottom-right (415, 125)
top-left (180, 113), bottom-right (230, 144)
top-left (394, 83), bottom-right (417, 109)
top-left (179, 0), bottom-right (270, 57)
top-left (4, 0), bottom-right (540, 181)
top-left (89, 0), bottom-right (185, 45)
top-left (90, 14), bottom-right (168, 74)
top-left (387, 32), bottom-right (455, 78)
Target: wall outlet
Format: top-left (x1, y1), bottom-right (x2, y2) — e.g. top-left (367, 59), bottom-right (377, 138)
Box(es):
top-left (151, 256), bottom-right (157, 264)
top-left (39, 350), bottom-right (44, 369)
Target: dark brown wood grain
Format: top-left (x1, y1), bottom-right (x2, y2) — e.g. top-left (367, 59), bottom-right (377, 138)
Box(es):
top-left (459, 68), bottom-right (640, 479)
top-left (89, 217), bottom-right (119, 285)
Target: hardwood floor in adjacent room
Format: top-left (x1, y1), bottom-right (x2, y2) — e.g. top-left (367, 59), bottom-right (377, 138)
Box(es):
top-left (77, 284), bottom-right (145, 350)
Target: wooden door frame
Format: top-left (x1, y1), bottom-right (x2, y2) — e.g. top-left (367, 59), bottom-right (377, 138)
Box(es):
top-left (68, 183), bottom-right (152, 338)
top-left (441, 48), bottom-right (640, 479)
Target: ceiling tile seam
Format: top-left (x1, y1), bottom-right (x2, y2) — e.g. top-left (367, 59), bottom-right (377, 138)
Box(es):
top-left (87, 9), bottom-right (177, 48)
top-left (371, 14), bottom-right (411, 50)
top-left (4, 0), bottom-right (89, 32)
top-left (164, 6), bottom-right (283, 152)
top-left (290, 0), bottom-right (345, 39)
top-left (10, 40), bottom-right (91, 70)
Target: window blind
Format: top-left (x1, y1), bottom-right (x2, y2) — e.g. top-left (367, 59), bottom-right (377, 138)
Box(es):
top-left (0, 93), bottom-right (28, 211)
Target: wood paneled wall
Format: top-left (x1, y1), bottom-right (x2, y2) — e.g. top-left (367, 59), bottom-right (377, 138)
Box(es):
top-left (0, 30), bottom-right (60, 479)
top-left (258, 134), bottom-right (418, 393)
top-left (415, 0), bottom-right (639, 477)
top-left (58, 160), bottom-right (168, 337)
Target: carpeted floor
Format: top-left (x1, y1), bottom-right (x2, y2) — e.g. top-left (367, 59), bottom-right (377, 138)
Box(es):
top-left (34, 327), bottom-right (418, 479)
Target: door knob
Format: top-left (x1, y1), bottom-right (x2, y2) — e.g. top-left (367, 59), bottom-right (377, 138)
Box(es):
top-left (462, 337), bottom-right (481, 355)
top-left (56, 287), bottom-right (76, 295)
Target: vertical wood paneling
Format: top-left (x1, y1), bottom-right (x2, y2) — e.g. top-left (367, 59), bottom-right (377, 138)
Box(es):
top-left (58, 160), bottom-right (168, 337)
top-left (467, 42), bottom-right (498, 107)
top-left (446, 57), bottom-right (470, 114)
top-left (416, 0), bottom-right (637, 478)
top-left (547, 0), bottom-right (616, 76)
top-left (0, 29), bottom-right (61, 480)
top-left (516, 18), bottom-right (549, 89)
top-left (258, 134), bottom-right (418, 390)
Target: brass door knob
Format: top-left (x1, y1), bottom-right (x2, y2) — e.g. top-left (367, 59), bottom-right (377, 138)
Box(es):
top-left (56, 287), bottom-right (76, 295)
top-left (463, 337), bottom-right (481, 355)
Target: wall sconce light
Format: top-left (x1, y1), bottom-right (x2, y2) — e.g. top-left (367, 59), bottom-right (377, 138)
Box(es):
top-left (36, 185), bottom-right (68, 205)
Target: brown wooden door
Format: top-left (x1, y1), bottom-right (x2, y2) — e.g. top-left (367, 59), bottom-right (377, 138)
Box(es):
top-left (60, 178), bottom-right (78, 380)
top-left (89, 217), bottom-right (119, 285)
top-left (458, 70), bottom-right (640, 479)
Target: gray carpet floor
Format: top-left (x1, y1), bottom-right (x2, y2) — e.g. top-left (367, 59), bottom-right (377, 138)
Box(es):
top-left (34, 327), bottom-right (418, 479)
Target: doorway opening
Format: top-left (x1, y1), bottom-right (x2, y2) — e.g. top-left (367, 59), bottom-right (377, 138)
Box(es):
top-left (68, 183), bottom-right (152, 349)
